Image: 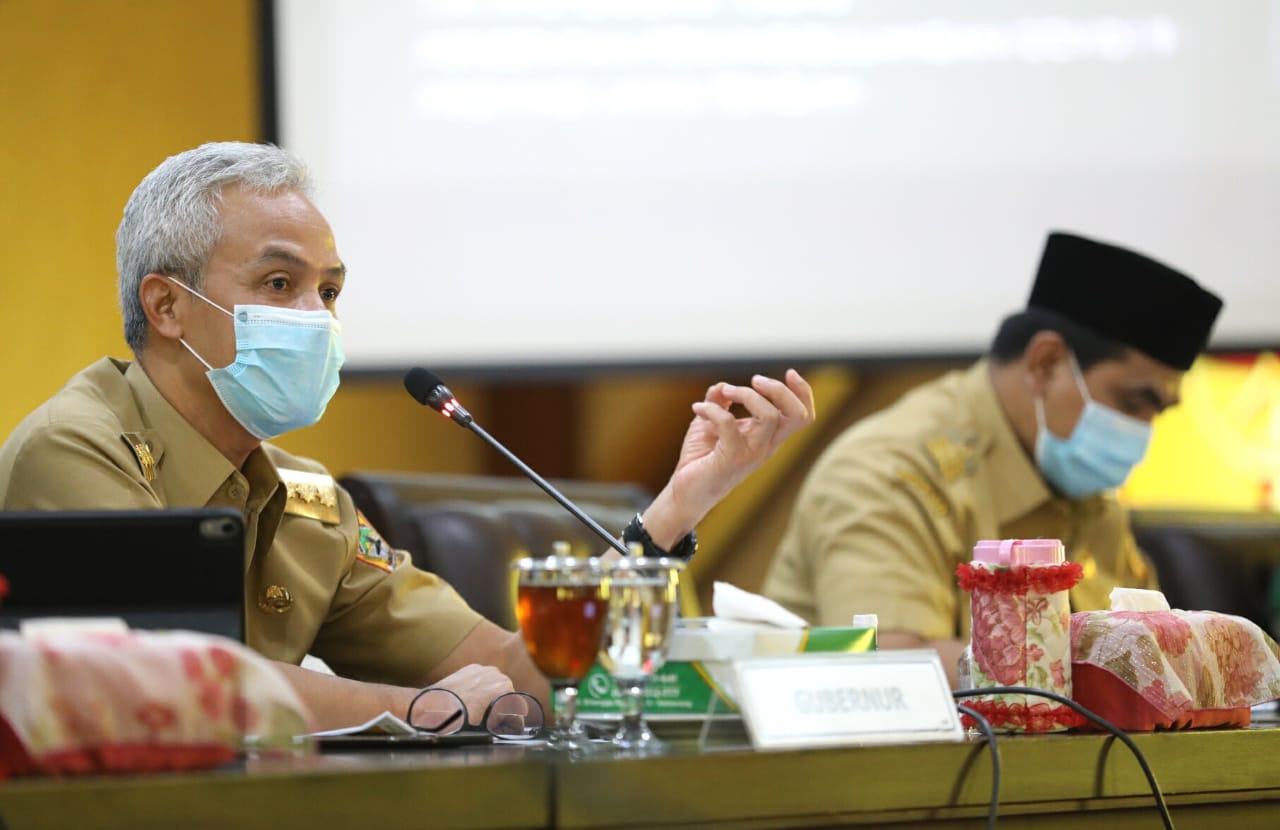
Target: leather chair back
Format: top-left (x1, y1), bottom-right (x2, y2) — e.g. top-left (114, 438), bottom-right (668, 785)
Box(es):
top-left (339, 472), bottom-right (650, 629)
top-left (1134, 524), bottom-right (1279, 639)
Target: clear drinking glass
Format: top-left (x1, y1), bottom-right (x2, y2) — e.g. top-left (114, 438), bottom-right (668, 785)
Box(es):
top-left (512, 556), bottom-right (609, 751)
top-left (599, 556), bottom-right (684, 751)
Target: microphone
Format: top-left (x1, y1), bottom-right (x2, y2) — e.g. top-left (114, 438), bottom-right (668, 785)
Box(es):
top-left (404, 368), bottom-right (629, 556)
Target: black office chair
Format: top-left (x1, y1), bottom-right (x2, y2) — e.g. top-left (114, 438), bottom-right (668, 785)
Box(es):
top-left (339, 471), bottom-right (650, 629)
top-left (1133, 525), bottom-right (1279, 640)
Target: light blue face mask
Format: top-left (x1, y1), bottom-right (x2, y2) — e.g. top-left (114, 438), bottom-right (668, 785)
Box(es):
top-left (169, 278), bottom-right (345, 440)
top-left (1034, 355), bottom-right (1153, 499)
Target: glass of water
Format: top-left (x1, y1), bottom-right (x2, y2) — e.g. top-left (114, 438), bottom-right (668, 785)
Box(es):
top-left (599, 556), bottom-right (684, 751)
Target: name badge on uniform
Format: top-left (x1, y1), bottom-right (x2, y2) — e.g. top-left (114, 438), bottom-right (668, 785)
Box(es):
top-left (279, 468), bottom-right (341, 524)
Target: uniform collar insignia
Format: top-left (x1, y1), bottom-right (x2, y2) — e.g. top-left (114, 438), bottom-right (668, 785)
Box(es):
top-left (120, 430), bottom-right (161, 482)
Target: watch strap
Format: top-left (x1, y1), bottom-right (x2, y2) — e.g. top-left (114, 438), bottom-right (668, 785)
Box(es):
top-left (621, 513), bottom-right (697, 561)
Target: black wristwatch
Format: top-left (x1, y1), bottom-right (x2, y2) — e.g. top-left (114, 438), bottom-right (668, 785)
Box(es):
top-left (621, 513), bottom-right (697, 561)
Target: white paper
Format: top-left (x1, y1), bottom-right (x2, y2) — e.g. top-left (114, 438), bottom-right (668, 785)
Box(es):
top-left (308, 710), bottom-right (418, 738)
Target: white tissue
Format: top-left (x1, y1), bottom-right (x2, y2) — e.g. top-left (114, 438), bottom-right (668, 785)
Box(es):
top-left (1109, 588), bottom-right (1171, 612)
top-left (852, 614), bottom-right (879, 630)
top-left (712, 581), bottom-right (808, 629)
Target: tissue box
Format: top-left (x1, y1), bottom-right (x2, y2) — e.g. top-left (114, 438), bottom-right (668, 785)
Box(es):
top-left (1070, 609), bottom-right (1280, 731)
top-left (0, 629), bottom-right (311, 776)
top-left (577, 621), bottom-right (877, 717)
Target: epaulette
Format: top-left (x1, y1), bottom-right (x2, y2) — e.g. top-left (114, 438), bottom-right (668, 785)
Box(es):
top-left (924, 432), bottom-right (980, 485)
top-left (279, 468), bottom-right (341, 524)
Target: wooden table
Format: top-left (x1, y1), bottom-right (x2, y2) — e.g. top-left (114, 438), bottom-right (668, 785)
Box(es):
top-left (2, 726), bottom-right (1279, 829)
top-left (558, 725), bottom-right (1280, 829)
top-left (0, 744), bottom-right (549, 830)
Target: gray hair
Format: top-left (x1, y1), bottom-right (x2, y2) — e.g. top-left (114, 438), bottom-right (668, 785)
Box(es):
top-left (116, 142), bottom-right (313, 351)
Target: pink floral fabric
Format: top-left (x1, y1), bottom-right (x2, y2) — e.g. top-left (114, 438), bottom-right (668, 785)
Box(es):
top-left (961, 561), bottom-right (1084, 733)
top-left (0, 630), bottom-right (312, 776)
top-left (1071, 610), bottom-right (1280, 720)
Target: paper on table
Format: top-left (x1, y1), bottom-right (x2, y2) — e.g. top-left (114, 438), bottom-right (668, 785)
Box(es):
top-left (309, 711), bottom-right (418, 738)
top-left (712, 581), bottom-right (808, 629)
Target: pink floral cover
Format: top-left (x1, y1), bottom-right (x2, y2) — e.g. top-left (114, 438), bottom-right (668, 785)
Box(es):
top-left (957, 560), bottom-right (1085, 732)
top-left (1071, 610), bottom-right (1280, 719)
top-left (0, 630), bottom-right (312, 776)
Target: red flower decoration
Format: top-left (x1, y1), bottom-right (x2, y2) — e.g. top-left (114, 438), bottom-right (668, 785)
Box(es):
top-left (179, 649), bottom-right (204, 682)
top-left (198, 681), bottom-right (225, 721)
top-left (208, 646), bottom-right (238, 679)
top-left (970, 590), bottom-right (1027, 685)
top-left (231, 695), bottom-right (258, 732)
top-left (1202, 615), bottom-right (1264, 704)
top-left (960, 699), bottom-right (1086, 732)
top-left (1050, 659), bottom-right (1067, 688)
top-left (956, 561), bottom-right (1084, 595)
top-left (135, 702), bottom-right (178, 734)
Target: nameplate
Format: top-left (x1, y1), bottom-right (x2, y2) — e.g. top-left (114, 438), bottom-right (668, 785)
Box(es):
top-left (732, 650), bottom-right (963, 749)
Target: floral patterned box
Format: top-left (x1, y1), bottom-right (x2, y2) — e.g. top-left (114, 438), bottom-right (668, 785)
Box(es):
top-left (957, 539), bottom-right (1085, 733)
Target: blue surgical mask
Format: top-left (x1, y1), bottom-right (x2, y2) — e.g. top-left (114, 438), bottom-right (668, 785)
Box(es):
top-left (169, 278), bottom-right (344, 440)
top-left (1034, 355), bottom-right (1152, 499)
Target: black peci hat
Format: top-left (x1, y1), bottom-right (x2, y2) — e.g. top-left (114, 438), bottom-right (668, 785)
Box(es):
top-left (1027, 232), bottom-right (1223, 371)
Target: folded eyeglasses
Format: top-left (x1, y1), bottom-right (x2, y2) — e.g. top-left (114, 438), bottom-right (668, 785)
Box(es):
top-left (406, 687), bottom-right (545, 741)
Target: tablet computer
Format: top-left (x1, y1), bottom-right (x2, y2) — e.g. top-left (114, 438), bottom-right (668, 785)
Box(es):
top-left (0, 508), bottom-right (246, 641)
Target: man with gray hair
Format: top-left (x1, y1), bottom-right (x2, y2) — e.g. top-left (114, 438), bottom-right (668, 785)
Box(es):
top-left (0, 142), bottom-right (815, 729)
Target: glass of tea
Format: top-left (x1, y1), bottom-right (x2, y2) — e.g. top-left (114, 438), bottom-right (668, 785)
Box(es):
top-left (599, 556), bottom-right (684, 751)
top-left (513, 555), bottom-right (610, 751)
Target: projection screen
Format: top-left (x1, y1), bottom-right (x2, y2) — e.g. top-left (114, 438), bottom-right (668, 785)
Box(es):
top-left (275, 0), bottom-right (1280, 371)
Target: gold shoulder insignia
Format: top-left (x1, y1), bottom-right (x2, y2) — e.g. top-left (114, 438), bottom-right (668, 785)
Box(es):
top-left (925, 434), bottom-right (976, 485)
top-left (893, 468), bottom-right (949, 517)
top-left (279, 468), bottom-right (341, 524)
top-left (121, 432), bottom-right (158, 482)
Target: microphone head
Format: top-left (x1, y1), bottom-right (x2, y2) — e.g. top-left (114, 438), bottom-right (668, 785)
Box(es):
top-left (404, 367), bottom-right (473, 426)
top-left (404, 367), bottom-right (447, 407)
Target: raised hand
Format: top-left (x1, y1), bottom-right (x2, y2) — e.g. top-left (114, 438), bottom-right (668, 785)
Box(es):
top-left (642, 369), bottom-right (815, 547)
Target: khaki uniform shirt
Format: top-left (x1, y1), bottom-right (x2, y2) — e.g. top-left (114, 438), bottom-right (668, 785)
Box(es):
top-left (0, 358), bottom-right (481, 685)
top-left (763, 360), bottom-right (1154, 640)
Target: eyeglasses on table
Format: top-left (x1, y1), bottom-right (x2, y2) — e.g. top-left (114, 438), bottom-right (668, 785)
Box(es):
top-left (406, 687), bottom-right (545, 741)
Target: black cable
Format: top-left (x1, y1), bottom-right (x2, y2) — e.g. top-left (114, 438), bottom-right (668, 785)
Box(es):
top-left (953, 686), bottom-right (1175, 830)
top-left (956, 704), bottom-right (1000, 830)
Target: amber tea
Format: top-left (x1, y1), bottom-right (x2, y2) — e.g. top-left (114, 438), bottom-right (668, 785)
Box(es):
top-left (516, 583), bottom-right (609, 684)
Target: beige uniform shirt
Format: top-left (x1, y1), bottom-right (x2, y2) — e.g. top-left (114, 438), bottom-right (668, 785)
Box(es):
top-left (0, 358), bottom-right (481, 685)
top-left (763, 360), bottom-right (1154, 640)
